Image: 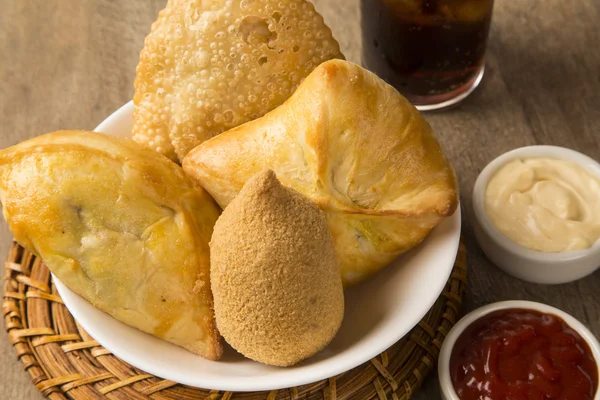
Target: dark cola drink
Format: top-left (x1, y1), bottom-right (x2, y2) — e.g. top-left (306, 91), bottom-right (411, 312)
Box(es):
top-left (362, 0), bottom-right (494, 110)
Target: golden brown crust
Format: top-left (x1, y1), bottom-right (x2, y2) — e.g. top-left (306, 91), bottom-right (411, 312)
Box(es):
top-left (0, 131), bottom-right (222, 360)
top-left (210, 170), bottom-right (344, 366)
top-left (184, 60), bottom-right (459, 286)
top-left (132, 0), bottom-right (344, 162)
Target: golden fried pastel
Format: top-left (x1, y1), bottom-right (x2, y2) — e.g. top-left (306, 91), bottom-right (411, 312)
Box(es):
top-left (0, 131), bottom-right (222, 360)
top-left (133, 0), bottom-right (343, 162)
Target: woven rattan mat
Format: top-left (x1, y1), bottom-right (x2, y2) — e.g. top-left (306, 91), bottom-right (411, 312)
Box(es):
top-left (3, 241), bottom-right (467, 400)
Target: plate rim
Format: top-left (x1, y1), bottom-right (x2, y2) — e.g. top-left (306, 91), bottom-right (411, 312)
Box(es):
top-left (54, 101), bottom-right (462, 392)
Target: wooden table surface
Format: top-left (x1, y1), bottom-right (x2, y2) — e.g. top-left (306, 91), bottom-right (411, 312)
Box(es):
top-left (1, 0), bottom-right (599, 399)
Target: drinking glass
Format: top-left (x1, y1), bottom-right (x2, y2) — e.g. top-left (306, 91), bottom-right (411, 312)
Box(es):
top-left (362, 0), bottom-right (495, 110)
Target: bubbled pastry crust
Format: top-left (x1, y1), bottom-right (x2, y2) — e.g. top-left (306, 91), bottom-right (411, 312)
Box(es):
top-left (132, 0), bottom-right (344, 162)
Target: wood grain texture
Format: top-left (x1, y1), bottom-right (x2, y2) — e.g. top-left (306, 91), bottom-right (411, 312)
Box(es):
top-left (1, 0), bottom-right (599, 399)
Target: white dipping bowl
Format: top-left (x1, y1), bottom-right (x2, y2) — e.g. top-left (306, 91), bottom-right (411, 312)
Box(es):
top-left (438, 300), bottom-right (600, 400)
top-left (473, 145), bottom-right (600, 284)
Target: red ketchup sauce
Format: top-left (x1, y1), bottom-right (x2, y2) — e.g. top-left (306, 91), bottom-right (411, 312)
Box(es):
top-left (450, 309), bottom-right (598, 400)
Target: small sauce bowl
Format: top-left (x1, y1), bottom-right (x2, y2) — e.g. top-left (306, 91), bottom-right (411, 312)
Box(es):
top-left (472, 145), bottom-right (600, 284)
top-left (438, 300), bottom-right (600, 400)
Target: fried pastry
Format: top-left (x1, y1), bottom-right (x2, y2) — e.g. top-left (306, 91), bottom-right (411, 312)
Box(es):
top-left (210, 170), bottom-right (344, 366)
top-left (0, 131), bottom-right (222, 360)
top-left (183, 60), bottom-right (459, 287)
top-left (133, 0), bottom-right (344, 162)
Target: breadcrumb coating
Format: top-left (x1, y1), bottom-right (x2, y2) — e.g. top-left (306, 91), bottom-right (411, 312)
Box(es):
top-left (133, 0), bottom-right (343, 162)
top-left (210, 170), bottom-right (344, 366)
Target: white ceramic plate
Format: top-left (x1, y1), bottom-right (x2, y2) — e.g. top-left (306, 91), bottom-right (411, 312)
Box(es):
top-left (54, 101), bottom-right (462, 392)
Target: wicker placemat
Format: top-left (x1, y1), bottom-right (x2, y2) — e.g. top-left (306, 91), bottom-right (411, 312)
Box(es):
top-left (3, 240), bottom-right (467, 400)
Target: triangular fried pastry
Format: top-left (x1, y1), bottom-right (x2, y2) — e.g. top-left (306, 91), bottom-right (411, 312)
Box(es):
top-left (0, 131), bottom-right (222, 360)
top-left (183, 60), bottom-right (459, 287)
top-left (132, 0), bottom-right (344, 162)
